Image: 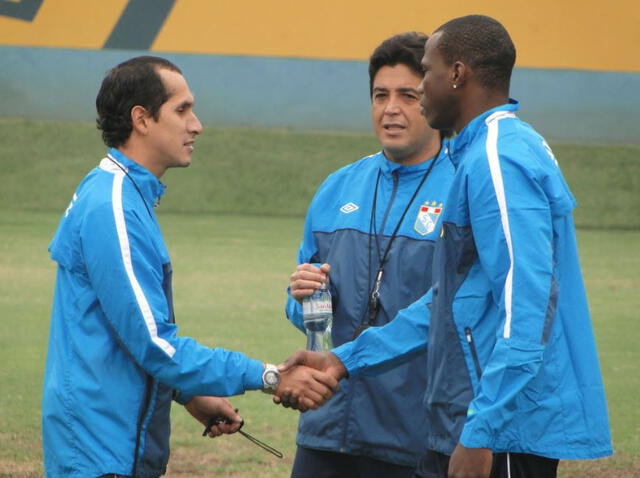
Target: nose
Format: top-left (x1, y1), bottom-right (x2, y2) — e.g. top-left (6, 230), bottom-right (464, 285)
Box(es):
top-left (190, 112), bottom-right (203, 135)
top-left (384, 95), bottom-right (401, 115)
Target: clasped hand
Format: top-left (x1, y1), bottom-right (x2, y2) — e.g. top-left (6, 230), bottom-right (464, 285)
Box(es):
top-left (272, 350), bottom-right (347, 412)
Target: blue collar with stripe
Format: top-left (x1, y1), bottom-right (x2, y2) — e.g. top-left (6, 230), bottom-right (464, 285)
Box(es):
top-left (448, 100), bottom-right (520, 165)
top-left (107, 148), bottom-right (167, 208)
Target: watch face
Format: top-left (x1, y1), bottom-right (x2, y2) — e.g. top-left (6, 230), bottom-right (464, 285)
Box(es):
top-left (265, 370), bottom-right (279, 386)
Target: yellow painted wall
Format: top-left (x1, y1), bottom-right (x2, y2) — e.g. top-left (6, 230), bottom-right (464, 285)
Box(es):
top-left (1, 0), bottom-right (638, 72)
top-left (0, 0), bottom-right (127, 49)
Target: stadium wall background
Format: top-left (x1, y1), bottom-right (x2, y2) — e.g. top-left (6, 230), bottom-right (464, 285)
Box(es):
top-left (1, 0), bottom-right (638, 143)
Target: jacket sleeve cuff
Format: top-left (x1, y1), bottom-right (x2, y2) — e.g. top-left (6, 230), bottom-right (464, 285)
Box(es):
top-left (458, 412), bottom-right (496, 450)
top-left (332, 342), bottom-right (363, 376)
top-left (244, 359), bottom-right (265, 390)
top-left (173, 389), bottom-right (194, 406)
top-left (285, 288), bottom-right (306, 333)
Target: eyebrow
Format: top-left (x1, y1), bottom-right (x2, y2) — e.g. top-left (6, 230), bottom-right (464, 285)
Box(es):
top-left (372, 86), bottom-right (420, 94)
top-left (176, 99), bottom-right (194, 109)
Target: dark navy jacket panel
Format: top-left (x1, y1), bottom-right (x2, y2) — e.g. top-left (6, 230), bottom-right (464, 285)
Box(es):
top-left (423, 221), bottom-right (486, 454)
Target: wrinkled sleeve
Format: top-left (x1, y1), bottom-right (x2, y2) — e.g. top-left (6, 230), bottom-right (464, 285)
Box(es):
top-left (460, 148), bottom-right (554, 449)
top-left (333, 289), bottom-right (431, 376)
top-left (285, 188), bottom-right (323, 333)
top-left (81, 202), bottom-right (263, 399)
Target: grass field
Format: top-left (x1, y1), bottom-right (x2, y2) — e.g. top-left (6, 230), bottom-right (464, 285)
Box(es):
top-left (2, 118), bottom-right (640, 228)
top-left (1, 119), bottom-right (639, 476)
top-left (1, 212), bottom-right (638, 477)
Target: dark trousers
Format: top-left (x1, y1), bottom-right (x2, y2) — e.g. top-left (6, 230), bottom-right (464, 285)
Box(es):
top-left (414, 450), bottom-right (559, 478)
top-left (291, 446), bottom-right (416, 478)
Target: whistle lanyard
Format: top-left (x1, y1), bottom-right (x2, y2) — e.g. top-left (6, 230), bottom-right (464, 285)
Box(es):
top-left (203, 414), bottom-right (283, 459)
top-left (107, 155), bottom-right (155, 219)
top-left (356, 155), bottom-right (438, 336)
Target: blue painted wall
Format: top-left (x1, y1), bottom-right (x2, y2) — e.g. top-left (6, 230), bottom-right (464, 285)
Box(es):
top-left (1, 46), bottom-right (638, 143)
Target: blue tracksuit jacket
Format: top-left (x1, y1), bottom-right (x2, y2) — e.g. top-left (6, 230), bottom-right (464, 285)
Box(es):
top-left (334, 101), bottom-right (612, 459)
top-left (43, 148), bottom-right (263, 478)
top-left (286, 147), bottom-right (455, 465)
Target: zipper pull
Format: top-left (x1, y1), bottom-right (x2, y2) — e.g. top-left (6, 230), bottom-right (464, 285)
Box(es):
top-left (464, 327), bottom-right (473, 344)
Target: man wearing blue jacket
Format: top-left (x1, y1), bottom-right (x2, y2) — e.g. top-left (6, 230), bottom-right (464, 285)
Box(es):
top-left (279, 15), bottom-right (612, 478)
top-left (285, 33), bottom-right (455, 477)
top-left (42, 56), bottom-right (338, 478)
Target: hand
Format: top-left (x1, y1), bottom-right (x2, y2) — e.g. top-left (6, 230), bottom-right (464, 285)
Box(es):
top-left (272, 363), bottom-right (339, 412)
top-left (273, 350), bottom-right (347, 410)
top-left (447, 443), bottom-right (493, 478)
top-left (278, 349), bottom-right (347, 380)
top-left (184, 396), bottom-right (243, 437)
top-left (289, 263), bottom-right (330, 304)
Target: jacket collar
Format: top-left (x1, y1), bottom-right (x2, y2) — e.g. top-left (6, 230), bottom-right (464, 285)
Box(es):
top-left (106, 148), bottom-right (167, 208)
top-left (376, 141), bottom-right (447, 177)
top-left (448, 99), bottom-right (519, 167)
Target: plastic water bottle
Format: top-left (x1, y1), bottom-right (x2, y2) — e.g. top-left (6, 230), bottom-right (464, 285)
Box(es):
top-left (302, 282), bottom-right (333, 352)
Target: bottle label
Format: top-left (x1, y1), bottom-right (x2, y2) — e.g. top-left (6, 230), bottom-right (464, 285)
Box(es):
top-left (303, 300), bottom-right (332, 315)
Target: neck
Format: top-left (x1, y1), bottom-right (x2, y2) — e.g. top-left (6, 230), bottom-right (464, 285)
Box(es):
top-left (454, 87), bottom-right (510, 133)
top-left (117, 143), bottom-right (165, 178)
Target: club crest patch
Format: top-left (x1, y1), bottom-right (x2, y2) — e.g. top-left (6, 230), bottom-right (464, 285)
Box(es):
top-left (414, 201), bottom-right (443, 236)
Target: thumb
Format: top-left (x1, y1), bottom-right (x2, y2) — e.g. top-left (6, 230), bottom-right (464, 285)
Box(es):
top-left (278, 350), bottom-right (305, 372)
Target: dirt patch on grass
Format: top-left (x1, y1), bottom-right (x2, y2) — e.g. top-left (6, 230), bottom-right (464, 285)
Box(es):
top-left (559, 455), bottom-right (640, 478)
top-left (0, 458), bottom-right (41, 478)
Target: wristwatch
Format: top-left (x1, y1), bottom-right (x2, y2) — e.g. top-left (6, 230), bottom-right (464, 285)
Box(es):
top-left (261, 363), bottom-right (281, 394)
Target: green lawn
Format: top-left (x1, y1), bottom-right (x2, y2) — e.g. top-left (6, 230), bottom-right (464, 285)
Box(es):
top-left (2, 118), bottom-right (640, 229)
top-left (0, 211), bottom-right (638, 477)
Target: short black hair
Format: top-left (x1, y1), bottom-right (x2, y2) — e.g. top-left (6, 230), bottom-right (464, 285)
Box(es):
top-left (96, 56), bottom-right (182, 148)
top-left (368, 32), bottom-right (428, 97)
top-left (434, 15), bottom-right (515, 92)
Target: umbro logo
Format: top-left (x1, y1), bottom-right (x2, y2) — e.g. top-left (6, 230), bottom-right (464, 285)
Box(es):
top-left (340, 202), bottom-right (359, 214)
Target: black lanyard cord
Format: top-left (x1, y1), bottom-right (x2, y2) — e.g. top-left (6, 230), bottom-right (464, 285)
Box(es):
top-left (356, 151), bottom-right (440, 337)
top-left (107, 155), bottom-right (154, 220)
top-left (203, 416), bottom-right (283, 459)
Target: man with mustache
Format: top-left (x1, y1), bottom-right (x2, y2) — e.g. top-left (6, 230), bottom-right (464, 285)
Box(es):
top-left (285, 33), bottom-right (454, 477)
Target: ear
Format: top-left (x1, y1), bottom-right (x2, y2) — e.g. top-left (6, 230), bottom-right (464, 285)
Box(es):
top-left (130, 105), bottom-right (151, 135)
top-left (451, 61), bottom-right (466, 88)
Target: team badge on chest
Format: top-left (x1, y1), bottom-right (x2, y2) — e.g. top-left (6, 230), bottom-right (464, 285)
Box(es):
top-left (414, 201), bottom-right (443, 236)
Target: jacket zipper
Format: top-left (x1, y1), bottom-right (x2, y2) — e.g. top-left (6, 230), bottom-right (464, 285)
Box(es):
top-left (379, 170), bottom-right (399, 233)
top-left (339, 170), bottom-right (399, 453)
top-left (464, 327), bottom-right (482, 380)
top-left (131, 375), bottom-right (153, 477)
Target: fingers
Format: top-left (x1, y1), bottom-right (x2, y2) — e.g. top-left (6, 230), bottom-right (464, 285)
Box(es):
top-left (278, 349), bottom-right (309, 373)
top-left (289, 263), bottom-right (330, 302)
top-left (206, 424), bottom-right (224, 438)
top-left (277, 391), bottom-right (307, 412)
top-left (308, 367), bottom-right (339, 394)
top-left (187, 396), bottom-right (244, 438)
top-left (203, 410), bottom-right (243, 438)
top-left (205, 416), bottom-right (242, 437)
top-left (274, 365), bottom-right (338, 412)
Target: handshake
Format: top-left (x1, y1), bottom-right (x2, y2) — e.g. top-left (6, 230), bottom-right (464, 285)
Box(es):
top-left (188, 351), bottom-right (346, 440)
top-left (271, 350), bottom-right (347, 412)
